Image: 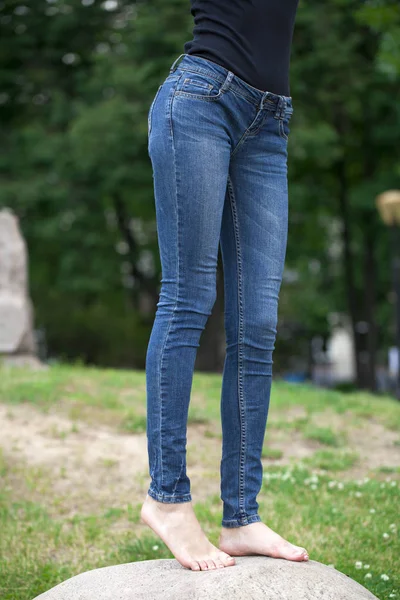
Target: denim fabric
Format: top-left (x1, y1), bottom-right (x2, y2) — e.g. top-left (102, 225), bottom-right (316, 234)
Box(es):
top-left (145, 53), bottom-right (293, 528)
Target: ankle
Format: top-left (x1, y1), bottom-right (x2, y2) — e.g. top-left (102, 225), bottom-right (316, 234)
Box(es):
top-left (145, 494), bottom-right (193, 512)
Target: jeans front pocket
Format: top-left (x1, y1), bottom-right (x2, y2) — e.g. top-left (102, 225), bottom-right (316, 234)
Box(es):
top-left (173, 70), bottom-right (224, 102)
top-left (279, 117), bottom-right (290, 141)
top-left (278, 105), bottom-right (293, 141)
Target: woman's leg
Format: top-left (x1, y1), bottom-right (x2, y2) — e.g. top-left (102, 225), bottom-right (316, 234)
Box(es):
top-left (141, 63), bottom-right (236, 570)
top-left (217, 100), bottom-right (309, 560)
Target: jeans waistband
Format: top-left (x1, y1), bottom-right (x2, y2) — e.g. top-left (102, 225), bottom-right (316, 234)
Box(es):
top-left (169, 53), bottom-right (292, 117)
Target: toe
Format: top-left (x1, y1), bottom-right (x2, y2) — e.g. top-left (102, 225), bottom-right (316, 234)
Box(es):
top-left (214, 558), bottom-right (225, 569)
top-left (190, 561), bottom-right (201, 571)
top-left (206, 559), bottom-right (217, 569)
top-left (219, 552), bottom-right (236, 566)
top-left (292, 546), bottom-right (308, 561)
top-left (198, 560), bottom-right (208, 570)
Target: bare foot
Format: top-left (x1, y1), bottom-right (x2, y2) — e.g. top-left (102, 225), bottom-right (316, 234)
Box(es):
top-left (140, 494), bottom-right (236, 571)
top-left (219, 521), bottom-right (309, 562)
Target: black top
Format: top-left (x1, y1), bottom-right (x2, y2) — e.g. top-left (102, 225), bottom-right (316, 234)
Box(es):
top-left (183, 0), bottom-right (299, 96)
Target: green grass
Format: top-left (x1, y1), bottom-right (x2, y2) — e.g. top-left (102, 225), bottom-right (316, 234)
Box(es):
top-left (261, 446), bottom-right (284, 459)
top-left (303, 425), bottom-right (345, 447)
top-left (120, 412), bottom-right (147, 434)
top-left (304, 449), bottom-right (359, 471)
top-left (0, 364), bottom-right (399, 600)
top-left (0, 363), bottom-right (399, 430)
top-left (0, 463), bottom-right (398, 600)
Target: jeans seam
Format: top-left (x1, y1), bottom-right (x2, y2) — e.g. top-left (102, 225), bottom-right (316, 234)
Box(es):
top-left (172, 457), bottom-right (185, 495)
top-left (158, 83), bottom-right (181, 493)
top-left (227, 175), bottom-right (246, 514)
top-left (230, 105), bottom-right (270, 158)
top-left (148, 84), bottom-right (163, 137)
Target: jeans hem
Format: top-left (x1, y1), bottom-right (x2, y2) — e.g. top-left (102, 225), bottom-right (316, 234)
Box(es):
top-left (221, 513), bottom-right (262, 528)
top-left (148, 487), bottom-right (192, 504)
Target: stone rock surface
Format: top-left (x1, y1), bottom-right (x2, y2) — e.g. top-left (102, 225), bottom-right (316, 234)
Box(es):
top-left (33, 556), bottom-right (378, 600)
top-left (0, 208), bottom-right (38, 359)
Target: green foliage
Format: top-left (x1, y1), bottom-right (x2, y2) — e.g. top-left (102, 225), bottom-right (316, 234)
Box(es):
top-left (0, 0), bottom-right (399, 369)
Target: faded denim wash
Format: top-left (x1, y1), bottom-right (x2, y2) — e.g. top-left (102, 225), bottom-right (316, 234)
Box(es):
top-left (145, 53), bottom-right (293, 528)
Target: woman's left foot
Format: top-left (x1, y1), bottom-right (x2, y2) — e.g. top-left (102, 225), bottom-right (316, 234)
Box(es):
top-left (218, 521), bottom-right (309, 562)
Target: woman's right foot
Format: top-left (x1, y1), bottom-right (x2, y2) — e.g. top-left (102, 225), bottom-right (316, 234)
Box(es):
top-left (140, 494), bottom-right (236, 571)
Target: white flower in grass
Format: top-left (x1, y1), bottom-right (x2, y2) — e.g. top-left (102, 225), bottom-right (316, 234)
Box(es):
top-left (365, 573), bottom-right (372, 579)
top-left (363, 564), bottom-right (370, 569)
top-left (389, 594), bottom-right (396, 598)
top-left (337, 482), bottom-right (344, 490)
top-left (328, 481), bottom-right (336, 489)
top-left (390, 481), bottom-right (397, 487)
top-left (327, 564), bottom-right (335, 568)
top-left (370, 508), bottom-right (376, 514)
top-left (363, 477), bottom-right (370, 484)
top-left (380, 483), bottom-right (386, 489)
top-left (152, 545), bottom-right (159, 551)
top-left (383, 533), bottom-right (390, 539)
top-left (380, 574), bottom-right (389, 581)
top-left (355, 561), bottom-right (363, 569)
top-left (389, 524), bottom-right (396, 531)
top-left (355, 491), bottom-right (362, 498)
top-left (310, 484), bottom-right (317, 491)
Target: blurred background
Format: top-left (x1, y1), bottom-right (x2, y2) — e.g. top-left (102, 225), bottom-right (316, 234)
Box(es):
top-left (1, 0), bottom-right (400, 394)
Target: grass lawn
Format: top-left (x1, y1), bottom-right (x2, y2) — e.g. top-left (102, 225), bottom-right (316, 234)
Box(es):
top-left (0, 364), bottom-right (399, 600)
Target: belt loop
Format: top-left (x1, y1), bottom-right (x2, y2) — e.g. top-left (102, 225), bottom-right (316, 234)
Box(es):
top-left (169, 53), bottom-right (185, 73)
top-left (260, 91), bottom-right (270, 110)
top-left (275, 96), bottom-right (286, 120)
top-left (220, 70), bottom-right (234, 93)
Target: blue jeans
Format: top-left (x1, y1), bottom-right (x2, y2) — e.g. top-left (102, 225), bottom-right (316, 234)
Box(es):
top-left (145, 53), bottom-right (293, 528)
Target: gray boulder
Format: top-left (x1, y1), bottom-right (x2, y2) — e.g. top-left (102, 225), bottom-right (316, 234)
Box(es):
top-left (0, 208), bottom-right (43, 366)
top-left (32, 556), bottom-right (378, 600)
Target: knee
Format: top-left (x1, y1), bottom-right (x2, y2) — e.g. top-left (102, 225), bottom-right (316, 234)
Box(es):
top-left (250, 311), bottom-right (278, 344)
top-left (158, 281), bottom-right (217, 319)
top-left (182, 284), bottom-right (217, 318)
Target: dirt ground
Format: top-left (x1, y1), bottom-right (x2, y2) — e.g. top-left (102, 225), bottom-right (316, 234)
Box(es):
top-left (1, 402), bottom-right (399, 523)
